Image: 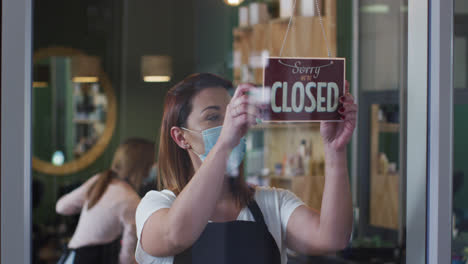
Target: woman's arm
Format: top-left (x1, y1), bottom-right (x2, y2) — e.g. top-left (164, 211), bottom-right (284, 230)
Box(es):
top-left (140, 85), bottom-right (258, 257)
top-left (285, 84), bottom-right (356, 254)
top-left (285, 149), bottom-right (353, 254)
top-left (55, 174), bottom-right (99, 215)
top-left (119, 195), bottom-right (140, 264)
top-left (140, 142), bottom-right (233, 256)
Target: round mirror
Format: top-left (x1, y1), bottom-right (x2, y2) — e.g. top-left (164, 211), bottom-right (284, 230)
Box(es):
top-left (32, 47), bottom-right (117, 175)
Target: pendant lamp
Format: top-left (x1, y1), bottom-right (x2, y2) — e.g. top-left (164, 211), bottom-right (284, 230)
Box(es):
top-left (141, 55), bottom-right (172, 83)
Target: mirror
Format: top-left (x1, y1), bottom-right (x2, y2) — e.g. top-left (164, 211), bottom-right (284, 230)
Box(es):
top-left (32, 47), bottom-right (117, 175)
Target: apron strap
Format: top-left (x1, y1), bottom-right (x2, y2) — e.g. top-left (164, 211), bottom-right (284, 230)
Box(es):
top-left (247, 200), bottom-right (266, 226)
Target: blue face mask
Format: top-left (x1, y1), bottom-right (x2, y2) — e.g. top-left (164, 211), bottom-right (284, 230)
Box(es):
top-left (181, 126), bottom-right (246, 177)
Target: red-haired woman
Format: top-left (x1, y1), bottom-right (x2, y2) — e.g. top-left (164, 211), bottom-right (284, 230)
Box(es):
top-left (56, 138), bottom-right (155, 264)
top-left (135, 73), bottom-right (357, 264)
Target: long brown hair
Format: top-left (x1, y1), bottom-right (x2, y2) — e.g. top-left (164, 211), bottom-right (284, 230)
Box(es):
top-left (158, 73), bottom-right (254, 207)
top-left (87, 138), bottom-right (155, 209)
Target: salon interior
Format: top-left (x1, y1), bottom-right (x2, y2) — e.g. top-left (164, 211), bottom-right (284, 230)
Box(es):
top-left (1, 0), bottom-right (468, 263)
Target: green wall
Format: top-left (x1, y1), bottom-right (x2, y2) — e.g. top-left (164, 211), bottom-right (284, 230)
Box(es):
top-left (336, 0), bottom-right (354, 170)
top-left (453, 104), bottom-right (468, 211)
top-left (32, 75), bottom-right (53, 162)
top-left (33, 0), bottom-right (123, 225)
top-left (118, 0), bottom-right (194, 152)
top-left (32, 0), bottom-right (195, 226)
top-left (193, 0), bottom-right (237, 80)
top-left (337, 0), bottom-right (353, 83)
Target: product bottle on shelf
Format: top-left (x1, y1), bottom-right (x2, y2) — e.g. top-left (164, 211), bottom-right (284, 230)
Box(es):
top-left (73, 83), bottom-right (85, 121)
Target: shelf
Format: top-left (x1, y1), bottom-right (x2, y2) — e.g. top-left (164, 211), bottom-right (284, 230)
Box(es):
top-left (233, 26), bottom-right (254, 34)
top-left (269, 17), bottom-right (291, 24)
top-left (375, 172), bottom-right (400, 178)
top-left (269, 16), bottom-right (330, 25)
top-left (234, 16), bottom-right (330, 32)
top-left (73, 119), bottom-right (100, 125)
top-left (250, 122), bottom-right (321, 130)
top-left (378, 122), bottom-right (400, 133)
top-left (370, 104), bottom-right (400, 230)
top-left (269, 176), bottom-right (294, 181)
top-left (233, 9), bottom-right (337, 84)
top-left (256, 174), bottom-right (325, 180)
top-left (233, 17), bottom-right (294, 33)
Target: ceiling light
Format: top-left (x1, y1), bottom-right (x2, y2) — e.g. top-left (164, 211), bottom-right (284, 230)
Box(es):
top-left (144, 76), bottom-right (171, 82)
top-left (360, 4), bottom-right (390, 14)
top-left (33, 64), bottom-right (50, 88)
top-left (141, 55), bottom-right (172, 83)
top-left (224, 0), bottom-right (244, 7)
top-left (72, 77), bottom-right (99, 83)
top-left (72, 55), bottom-right (100, 83)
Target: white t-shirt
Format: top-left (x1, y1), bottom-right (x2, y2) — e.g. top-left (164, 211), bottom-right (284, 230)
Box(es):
top-left (135, 186), bottom-right (305, 264)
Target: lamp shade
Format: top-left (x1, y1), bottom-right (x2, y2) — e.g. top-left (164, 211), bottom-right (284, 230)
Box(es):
top-left (224, 0), bottom-right (244, 6)
top-left (71, 55), bottom-right (101, 83)
top-left (141, 55), bottom-right (172, 82)
top-left (33, 64), bottom-right (50, 88)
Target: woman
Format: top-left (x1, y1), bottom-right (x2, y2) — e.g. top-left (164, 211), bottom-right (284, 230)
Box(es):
top-left (135, 73), bottom-right (356, 264)
top-left (56, 138), bottom-right (155, 264)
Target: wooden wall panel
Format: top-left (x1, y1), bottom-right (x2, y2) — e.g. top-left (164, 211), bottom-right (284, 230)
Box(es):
top-left (263, 125), bottom-right (326, 210)
top-left (369, 104), bottom-right (400, 229)
top-left (263, 125), bottom-right (324, 172)
top-left (370, 173), bottom-right (399, 229)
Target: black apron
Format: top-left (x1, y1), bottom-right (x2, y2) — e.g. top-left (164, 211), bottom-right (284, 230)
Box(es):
top-left (174, 200), bottom-right (281, 264)
top-left (56, 238), bottom-right (120, 264)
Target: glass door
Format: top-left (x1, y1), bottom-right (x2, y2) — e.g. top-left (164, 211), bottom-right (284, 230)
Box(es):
top-left (0, 0), bottom-right (440, 263)
top-left (452, 0), bottom-right (468, 262)
top-left (353, 1), bottom-right (408, 262)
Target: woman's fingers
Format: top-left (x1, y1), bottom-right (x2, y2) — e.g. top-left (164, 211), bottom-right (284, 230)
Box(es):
top-left (232, 83), bottom-right (254, 100)
top-left (346, 93), bottom-right (355, 102)
top-left (232, 113), bottom-right (257, 128)
top-left (230, 94), bottom-right (249, 109)
top-left (339, 94), bottom-right (354, 105)
top-left (338, 103), bottom-right (358, 115)
top-left (230, 101), bottom-right (260, 119)
top-left (342, 81), bottom-right (354, 102)
top-left (219, 84), bottom-right (258, 149)
top-left (230, 86), bottom-right (261, 119)
top-left (342, 111), bottom-right (357, 121)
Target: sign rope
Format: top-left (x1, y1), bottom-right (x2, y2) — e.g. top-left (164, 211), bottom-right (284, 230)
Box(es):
top-left (279, 0), bottom-right (333, 58)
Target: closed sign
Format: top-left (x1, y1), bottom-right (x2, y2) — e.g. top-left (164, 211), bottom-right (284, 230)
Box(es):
top-left (262, 57), bottom-right (345, 122)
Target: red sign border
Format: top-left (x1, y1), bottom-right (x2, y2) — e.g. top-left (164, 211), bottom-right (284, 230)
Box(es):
top-left (262, 56), bottom-right (347, 123)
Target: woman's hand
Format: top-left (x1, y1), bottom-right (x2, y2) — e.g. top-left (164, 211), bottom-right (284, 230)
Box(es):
top-left (218, 84), bottom-right (259, 149)
top-left (320, 81), bottom-right (357, 152)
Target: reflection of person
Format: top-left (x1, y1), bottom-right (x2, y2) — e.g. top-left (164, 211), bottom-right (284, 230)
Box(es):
top-left (135, 73), bottom-right (357, 264)
top-left (56, 138), bottom-right (155, 264)
top-left (138, 163), bottom-right (158, 197)
top-left (453, 171), bottom-right (465, 234)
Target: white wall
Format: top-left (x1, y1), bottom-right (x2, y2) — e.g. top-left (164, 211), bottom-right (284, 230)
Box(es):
top-left (359, 0), bottom-right (406, 91)
top-left (456, 0), bottom-right (468, 14)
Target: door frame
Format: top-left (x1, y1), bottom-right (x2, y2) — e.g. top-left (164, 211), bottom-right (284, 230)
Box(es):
top-left (406, 0), bottom-right (454, 262)
top-left (426, 0), bottom-right (454, 262)
top-left (406, 0), bottom-right (428, 262)
top-left (1, 0), bottom-right (32, 263)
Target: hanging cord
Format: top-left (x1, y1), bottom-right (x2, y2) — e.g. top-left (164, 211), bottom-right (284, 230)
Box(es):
top-left (315, 0), bottom-right (332, 57)
top-left (279, 0), bottom-right (297, 57)
top-left (279, 0), bottom-right (333, 58)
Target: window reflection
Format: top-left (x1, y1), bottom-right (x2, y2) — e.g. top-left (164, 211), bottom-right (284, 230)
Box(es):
top-left (452, 1), bottom-right (468, 261)
top-left (32, 0), bottom-right (408, 263)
